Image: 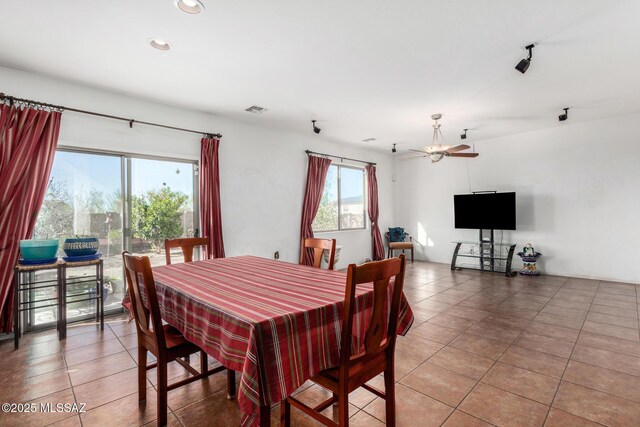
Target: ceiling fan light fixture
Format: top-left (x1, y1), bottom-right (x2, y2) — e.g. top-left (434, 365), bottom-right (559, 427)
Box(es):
top-left (175, 0), bottom-right (204, 14)
top-left (429, 153), bottom-right (445, 163)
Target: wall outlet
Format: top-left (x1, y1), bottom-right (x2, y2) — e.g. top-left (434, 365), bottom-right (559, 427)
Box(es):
top-left (274, 251), bottom-right (280, 260)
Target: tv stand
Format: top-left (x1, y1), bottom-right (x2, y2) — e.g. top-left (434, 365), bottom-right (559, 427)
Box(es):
top-left (451, 229), bottom-right (517, 277)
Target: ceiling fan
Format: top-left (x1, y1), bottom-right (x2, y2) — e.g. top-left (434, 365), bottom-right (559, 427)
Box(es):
top-left (407, 114), bottom-right (479, 163)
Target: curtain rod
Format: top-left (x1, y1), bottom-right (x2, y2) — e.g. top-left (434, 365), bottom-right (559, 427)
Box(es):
top-left (305, 149), bottom-right (376, 166)
top-left (0, 92), bottom-right (222, 138)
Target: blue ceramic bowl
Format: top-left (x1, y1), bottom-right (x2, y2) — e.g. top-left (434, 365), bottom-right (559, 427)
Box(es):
top-left (63, 237), bottom-right (99, 257)
top-left (20, 239), bottom-right (59, 261)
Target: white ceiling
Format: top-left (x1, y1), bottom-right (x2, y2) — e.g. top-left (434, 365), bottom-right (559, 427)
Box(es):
top-left (1, 0), bottom-right (638, 151)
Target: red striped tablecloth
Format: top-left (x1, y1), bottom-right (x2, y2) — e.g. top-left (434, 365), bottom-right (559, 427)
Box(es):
top-left (150, 255), bottom-right (413, 427)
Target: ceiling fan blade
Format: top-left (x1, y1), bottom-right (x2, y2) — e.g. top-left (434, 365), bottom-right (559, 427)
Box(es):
top-left (399, 155), bottom-right (427, 161)
top-left (408, 148), bottom-right (428, 154)
top-left (446, 144), bottom-right (471, 153)
top-left (449, 152), bottom-right (479, 158)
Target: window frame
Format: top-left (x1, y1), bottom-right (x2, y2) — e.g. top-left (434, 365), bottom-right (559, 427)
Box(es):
top-left (27, 146), bottom-right (199, 331)
top-left (313, 163), bottom-right (367, 233)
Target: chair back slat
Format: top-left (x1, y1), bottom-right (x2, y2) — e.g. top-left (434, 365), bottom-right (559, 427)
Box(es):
top-left (300, 238), bottom-right (336, 270)
top-left (340, 255), bottom-right (406, 364)
top-left (165, 237), bottom-right (209, 265)
top-left (122, 251), bottom-right (167, 350)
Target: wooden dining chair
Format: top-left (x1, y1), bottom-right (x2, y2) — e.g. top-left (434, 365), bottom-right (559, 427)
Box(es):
top-left (385, 231), bottom-right (414, 263)
top-left (281, 254), bottom-right (407, 427)
top-left (164, 237), bottom-right (209, 265)
top-left (122, 251), bottom-right (234, 426)
top-left (299, 238), bottom-right (337, 270)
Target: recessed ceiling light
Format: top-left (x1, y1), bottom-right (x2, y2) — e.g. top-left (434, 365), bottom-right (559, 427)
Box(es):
top-left (175, 0), bottom-right (205, 14)
top-left (149, 38), bottom-right (171, 50)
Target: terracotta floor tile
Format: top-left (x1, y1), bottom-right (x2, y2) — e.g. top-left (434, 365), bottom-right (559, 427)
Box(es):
top-left (525, 321), bottom-right (580, 342)
top-left (498, 345), bottom-right (568, 379)
top-left (466, 321), bottom-right (522, 344)
top-left (347, 410), bottom-right (385, 427)
top-left (570, 345), bottom-right (640, 377)
top-left (0, 352), bottom-right (65, 381)
top-left (582, 320), bottom-right (639, 342)
top-left (592, 296), bottom-right (637, 310)
top-left (540, 305), bottom-right (587, 319)
top-left (73, 367), bottom-right (151, 411)
top-left (61, 328), bottom-right (116, 351)
top-left (167, 368), bottom-right (232, 411)
top-left (410, 322), bottom-right (462, 344)
top-left (63, 337), bottom-right (126, 366)
top-left (414, 299), bottom-right (455, 313)
top-left (400, 362), bottom-right (477, 406)
top-left (449, 332), bottom-right (510, 360)
top-left (547, 298), bottom-right (592, 311)
top-left (116, 332), bottom-right (140, 350)
top-left (576, 330), bottom-right (640, 357)
top-left (429, 293), bottom-right (472, 305)
top-left (481, 362), bottom-right (559, 405)
top-left (442, 410), bottom-right (493, 426)
top-left (563, 360), bottom-right (640, 402)
top-left (445, 306), bottom-right (492, 322)
top-left (428, 346), bottom-right (495, 380)
top-left (48, 415), bottom-right (82, 427)
top-left (589, 303), bottom-right (638, 319)
top-left (513, 331), bottom-right (575, 358)
top-left (272, 384), bottom-right (359, 426)
top-left (586, 312), bottom-right (639, 329)
top-left (428, 313), bottom-right (476, 331)
top-left (533, 312), bottom-right (584, 330)
top-left (394, 336), bottom-right (443, 379)
top-left (482, 313), bottom-right (532, 330)
top-left (552, 381), bottom-right (640, 426)
top-left (68, 351), bottom-right (136, 386)
top-left (364, 383), bottom-right (453, 427)
top-left (544, 408), bottom-right (602, 427)
top-left (459, 383), bottom-right (549, 427)
top-left (0, 388), bottom-right (76, 427)
top-left (80, 391), bottom-right (162, 427)
top-left (3, 368), bottom-right (71, 402)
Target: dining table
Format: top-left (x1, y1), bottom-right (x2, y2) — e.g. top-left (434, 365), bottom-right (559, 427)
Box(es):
top-left (149, 255), bottom-right (414, 427)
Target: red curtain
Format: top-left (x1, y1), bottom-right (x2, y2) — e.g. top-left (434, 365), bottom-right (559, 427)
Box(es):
top-left (0, 104), bottom-right (61, 332)
top-left (200, 137), bottom-right (225, 258)
top-left (299, 155), bottom-right (332, 266)
top-left (366, 164), bottom-right (385, 261)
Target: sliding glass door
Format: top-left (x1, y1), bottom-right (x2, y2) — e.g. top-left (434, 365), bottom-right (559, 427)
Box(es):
top-left (31, 149), bottom-right (197, 328)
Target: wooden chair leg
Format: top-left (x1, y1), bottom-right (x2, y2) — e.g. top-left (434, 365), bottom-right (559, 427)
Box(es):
top-left (384, 366), bottom-right (396, 427)
top-left (137, 346), bottom-right (147, 402)
top-left (411, 247), bottom-right (414, 263)
top-left (280, 398), bottom-right (291, 427)
top-left (157, 358), bottom-right (168, 427)
top-left (227, 369), bottom-right (236, 399)
top-left (338, 391), bottom-right (349, 426)
top-left (200, 350), bottom-right (207, 374)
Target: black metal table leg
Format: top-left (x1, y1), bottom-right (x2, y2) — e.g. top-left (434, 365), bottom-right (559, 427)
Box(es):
top-left (13, 268), bottom-right (19, 349)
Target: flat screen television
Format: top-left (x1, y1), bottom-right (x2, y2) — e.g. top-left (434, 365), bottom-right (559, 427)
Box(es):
top-left (454, 192), bottom-right (516, 230)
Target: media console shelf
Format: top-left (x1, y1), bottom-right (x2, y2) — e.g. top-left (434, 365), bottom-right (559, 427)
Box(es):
top-left (451, 231), bottom-right (517, 277)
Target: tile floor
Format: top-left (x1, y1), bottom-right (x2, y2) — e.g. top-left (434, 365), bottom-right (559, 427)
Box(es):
top-left (1, 261), bottom-right (639, 426)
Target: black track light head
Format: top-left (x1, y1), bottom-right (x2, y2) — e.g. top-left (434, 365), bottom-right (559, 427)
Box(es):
top-left (515, 44), bottom-right (535, 74)
top-left (311, 120), bottom-right (321, 134)
top-left (558, 107), bottom-right (569, 122)
top-left (391, 143), bottom-right (397, 153)
top-left (461, 129), bottom-right (468, 140)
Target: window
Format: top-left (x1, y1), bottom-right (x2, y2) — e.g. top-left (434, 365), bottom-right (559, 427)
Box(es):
top-left (31, 149), bottom-right (197, 328)
top-left (313, 164), bottom-right (366, 232)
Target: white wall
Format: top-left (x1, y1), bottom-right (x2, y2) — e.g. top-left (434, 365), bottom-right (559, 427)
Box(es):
top-left (0, 66), bottom-right (394, 267)
top-left (393, 113), bottom-right (640, 283)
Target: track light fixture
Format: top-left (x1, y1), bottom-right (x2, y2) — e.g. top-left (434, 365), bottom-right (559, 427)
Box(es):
top-left (391, 143), bottom-right (397, 153)
top-left (558, 107), bottom-right (569, 122)
top-left (311, 120), bottom-right (321, 134)
top-left (460, 129), bottom-right (468, 140)
top-left (515, 44), bottom-right (535, 74)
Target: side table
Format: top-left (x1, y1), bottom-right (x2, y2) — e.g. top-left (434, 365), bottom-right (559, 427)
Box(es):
top-left (60, 258), bottom-right (105, 338)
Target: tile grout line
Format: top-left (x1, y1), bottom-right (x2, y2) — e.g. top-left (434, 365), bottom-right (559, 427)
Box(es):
top-left (540, 278), bottom-right (599, 426)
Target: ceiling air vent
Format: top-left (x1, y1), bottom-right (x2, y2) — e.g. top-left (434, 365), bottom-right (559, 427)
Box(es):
top-left (245, 105), bottom-right (268, 114)
top-left (362, 138), bottom-right (377, 142)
